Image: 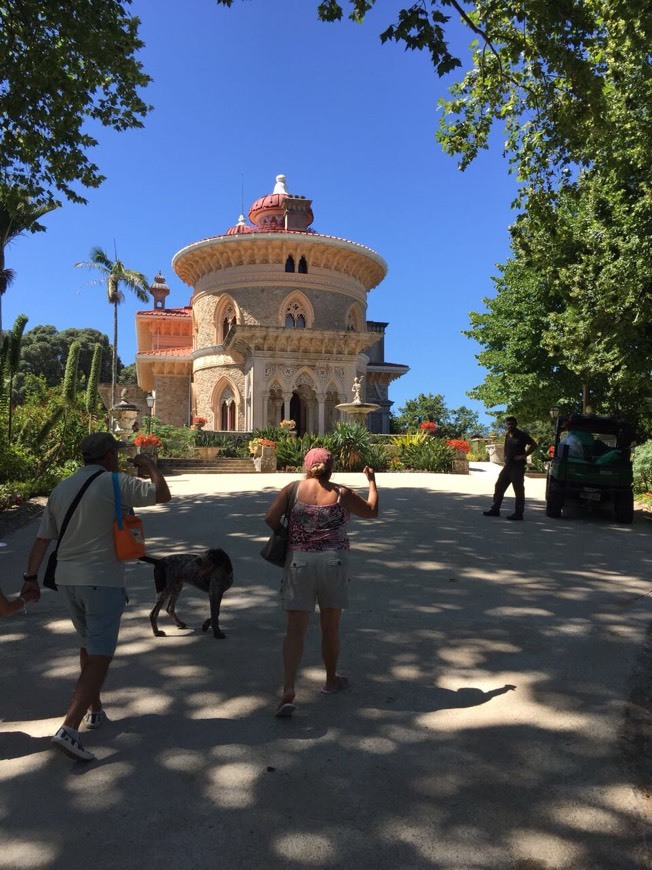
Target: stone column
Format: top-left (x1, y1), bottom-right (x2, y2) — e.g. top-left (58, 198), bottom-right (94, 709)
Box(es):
top-left (317, 393), bottom-right (326, 434)
top-left (282, 393), bottom-right (292, 422)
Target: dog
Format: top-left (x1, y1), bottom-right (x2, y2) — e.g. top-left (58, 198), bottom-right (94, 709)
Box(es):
top-left (140, 549), bottom-right (234, 639)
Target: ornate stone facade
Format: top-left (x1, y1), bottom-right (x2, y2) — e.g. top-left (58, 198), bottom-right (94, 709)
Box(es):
top-left (135, 175), bottom-right (407, 434)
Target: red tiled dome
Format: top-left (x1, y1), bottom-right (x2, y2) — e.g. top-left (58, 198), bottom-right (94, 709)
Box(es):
top-left (248, 193), bottom-right (286, 230)
top-left (248, 174), bottom-right (314, 231)
top-left (225, 214), bottom-right (254, 235)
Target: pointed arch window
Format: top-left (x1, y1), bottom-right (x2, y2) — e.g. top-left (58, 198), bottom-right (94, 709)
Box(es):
top-left (285, 255), bottom-right (295, 273)
top-left (346, 304), bottom-right (363, 332)
top-left (285, 299), bottom-right (307, 329)
top-left (218, 302), bottom-right (237, 343)
top-left (298, 256), bottom-right (308, 274)
top-left (220, 399), bottom-right (236, 430)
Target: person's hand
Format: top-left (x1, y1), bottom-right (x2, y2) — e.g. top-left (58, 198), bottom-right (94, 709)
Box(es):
top-left (20, 578), bottom-right (41, 603)
top-left (363, 466), bottom-right (376, 482)
top-left (131, 454), bottom-right (155, 472)
top-left (21, 585), bottom-right (39, 604)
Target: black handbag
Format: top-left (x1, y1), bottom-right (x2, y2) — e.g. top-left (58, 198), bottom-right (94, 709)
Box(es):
top-left (260, 481), bottom-right (299, 567)
top-left (43, 470), bottom-right (105, 590)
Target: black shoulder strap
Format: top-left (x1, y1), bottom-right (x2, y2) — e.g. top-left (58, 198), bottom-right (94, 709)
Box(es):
top-left (284, 480), bottom-right (299, 519)
top-left (54, 470), bottom-right (105, 552)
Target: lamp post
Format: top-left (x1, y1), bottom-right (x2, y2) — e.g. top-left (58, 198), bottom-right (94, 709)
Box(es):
top-left (146, 392), bottom-right (154, 434)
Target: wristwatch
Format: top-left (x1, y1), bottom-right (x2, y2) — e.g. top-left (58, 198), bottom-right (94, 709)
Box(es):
top-left (23, 573), bottom-right (38, 582)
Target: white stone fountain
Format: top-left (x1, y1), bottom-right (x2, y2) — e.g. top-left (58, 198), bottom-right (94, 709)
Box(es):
top-left (335, 377), bottom-right (380, 425)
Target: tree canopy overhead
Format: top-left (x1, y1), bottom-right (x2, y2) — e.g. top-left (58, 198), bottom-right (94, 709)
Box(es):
top-left (0, 0), bottom-right (151, 206)
top-left (217, 1), bottom-right (652, 195)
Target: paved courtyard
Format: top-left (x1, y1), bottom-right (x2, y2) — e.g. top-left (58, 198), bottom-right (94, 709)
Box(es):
top-left (1, 465), bottom-right (650, 869)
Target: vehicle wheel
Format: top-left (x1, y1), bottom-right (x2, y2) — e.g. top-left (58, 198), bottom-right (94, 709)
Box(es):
top-left (614, 491), bottom-right (634, 524)
top-left (546, 493), bottom-right (563, 518)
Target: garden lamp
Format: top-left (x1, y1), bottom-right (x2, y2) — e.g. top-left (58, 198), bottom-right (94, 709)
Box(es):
top-left (146, 392), bottom-right (154, 433)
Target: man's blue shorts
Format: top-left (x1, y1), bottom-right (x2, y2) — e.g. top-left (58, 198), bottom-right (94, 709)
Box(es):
top-left (59, 586), bottom-right (127, 656)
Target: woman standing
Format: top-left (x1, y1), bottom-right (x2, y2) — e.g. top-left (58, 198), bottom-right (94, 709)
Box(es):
top-left (264, 447), bottom-right (378, 717)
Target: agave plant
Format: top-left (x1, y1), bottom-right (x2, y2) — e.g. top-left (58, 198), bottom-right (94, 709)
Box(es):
top-left (329, 422), bottom-right (373, 471)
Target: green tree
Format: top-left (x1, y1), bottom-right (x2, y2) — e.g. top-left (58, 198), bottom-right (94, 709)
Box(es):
top-left (0, 190), bottom-right (55, 344)
top-left (466, 169), bottom-right (652, 436)
top-left (218, 2), bottom-right (649, 194)
top-left (392, 393), bottom-right (484, 438)
top-left (9, 325), bottom-right (116, 402)
top-left (0, 313), bottom-right (28, 439)
top-left (0, 1), bottom-right (151, 206)
top-left (118, 362), bottom-right (138, 384)
top-left (85, 344), bottom-right (104, 432)
top-left (75, 248), bottom-right (148, 410)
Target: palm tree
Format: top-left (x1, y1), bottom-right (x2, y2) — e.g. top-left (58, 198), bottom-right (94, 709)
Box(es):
top-left (0, 190), bottom-right (55, 348)
top-left (76, 247), bottom-right (149, 411)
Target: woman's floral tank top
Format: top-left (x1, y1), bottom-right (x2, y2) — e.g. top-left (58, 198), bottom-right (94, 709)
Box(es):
top-left (288, 486), bottom-right (351, 551)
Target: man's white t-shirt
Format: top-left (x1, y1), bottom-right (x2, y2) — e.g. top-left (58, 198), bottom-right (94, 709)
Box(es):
top-left (38, 465), bottom-right (157, 587)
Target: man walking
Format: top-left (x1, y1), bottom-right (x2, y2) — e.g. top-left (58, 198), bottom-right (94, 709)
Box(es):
top-left (483, 417), bottom-right (537, 521)
top-left (21, 433), bottom-right (171, 761)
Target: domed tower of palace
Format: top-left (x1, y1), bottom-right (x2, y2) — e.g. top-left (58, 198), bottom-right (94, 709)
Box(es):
top-left (135, 174), bottom-right (408, 434)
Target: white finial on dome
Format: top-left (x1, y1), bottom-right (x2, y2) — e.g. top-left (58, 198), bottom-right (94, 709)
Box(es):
top-left (273, 174), bottom-right (288, 194)
top-left (237, 214), bottom-right (247, 226)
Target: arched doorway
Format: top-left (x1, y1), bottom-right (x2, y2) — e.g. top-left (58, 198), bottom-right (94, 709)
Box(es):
top-left (290, 384), bottom-right (317, 435)
top-left (290, 392), bottom-right (305, 435)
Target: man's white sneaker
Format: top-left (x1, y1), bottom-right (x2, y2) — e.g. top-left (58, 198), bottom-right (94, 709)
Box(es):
top-left (51, 726), bottom-right (96, 762)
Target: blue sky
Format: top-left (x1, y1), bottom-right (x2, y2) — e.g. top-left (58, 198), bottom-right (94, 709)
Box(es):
top-left (3, 0), bottom-right (518, 423)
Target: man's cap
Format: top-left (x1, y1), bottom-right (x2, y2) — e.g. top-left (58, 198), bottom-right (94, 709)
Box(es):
top-left (304, 447), bottom-right (333, 470)
top-left (80, 432), bottom-right (128, 460)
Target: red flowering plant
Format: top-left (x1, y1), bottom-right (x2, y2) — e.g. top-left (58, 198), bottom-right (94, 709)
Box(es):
top-left (133, 434), bottom-right (162, 449)
top-left (192, 416), bottom-right (207, 427)
top-left (446, 439), bottom-right (471, 454)
top-left (419, 421), bottom-right (438, 433)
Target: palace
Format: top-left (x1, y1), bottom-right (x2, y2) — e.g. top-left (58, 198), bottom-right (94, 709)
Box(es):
top-left (135, 175), bottom-right (407, 434)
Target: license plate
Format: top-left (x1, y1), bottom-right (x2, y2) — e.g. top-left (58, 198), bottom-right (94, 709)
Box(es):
top-left (580, 489), bottom-right (601, 502)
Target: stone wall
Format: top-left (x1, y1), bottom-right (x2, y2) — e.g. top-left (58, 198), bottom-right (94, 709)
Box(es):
top-left (197, 282), bottom-right (364, 331)
top-left (153, 375), bottom-right (191, 428)
top-left (193, 366), bottom-right (245, 430)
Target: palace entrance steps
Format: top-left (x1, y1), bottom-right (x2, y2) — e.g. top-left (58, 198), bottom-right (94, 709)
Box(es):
top-left (157, 457), bottom-right (255, 474)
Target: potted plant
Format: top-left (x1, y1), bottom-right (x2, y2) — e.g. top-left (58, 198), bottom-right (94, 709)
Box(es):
top-left (133, 433), bottom-right (162, 458)
top-left (280, 419), bottom-right (297, 436)
top-left (248, 437), bottom-right (277, 457)
top-left (192, 416), bottom-right (207, 431)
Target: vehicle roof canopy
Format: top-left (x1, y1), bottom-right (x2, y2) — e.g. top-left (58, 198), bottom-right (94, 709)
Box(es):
top-left (557, 414), bottom-right (633, 439)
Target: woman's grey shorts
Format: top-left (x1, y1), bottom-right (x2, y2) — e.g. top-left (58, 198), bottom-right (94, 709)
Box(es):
top-left (281, 549), bottom-right (350, 612)
top-left (59, 585), bottom-right (127, 656)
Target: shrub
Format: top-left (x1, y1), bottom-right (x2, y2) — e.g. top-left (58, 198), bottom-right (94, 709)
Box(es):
top-left (390, 431), bottom-right (429, 449)
top-left (0, 442), bottom-right (33, 482)
top-left (364, 441), bottom-right (390, 472)
top-left (149, 420), bottom-right (196, 457)
top-left (399, 437), bottom-right (456, 472)
top-left (633, 440), bottom-right (652, 495)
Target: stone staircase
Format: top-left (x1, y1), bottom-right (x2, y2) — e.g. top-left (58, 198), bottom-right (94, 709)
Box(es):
top-left (157, 457), bottom-right (256, 475)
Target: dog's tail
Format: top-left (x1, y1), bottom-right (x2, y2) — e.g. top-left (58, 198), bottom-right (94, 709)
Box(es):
top-left (139, 556), bottom-right (168, 594)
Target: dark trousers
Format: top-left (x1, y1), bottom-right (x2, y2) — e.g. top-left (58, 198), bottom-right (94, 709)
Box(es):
top-left (492, 461), bottom-right (526, 516)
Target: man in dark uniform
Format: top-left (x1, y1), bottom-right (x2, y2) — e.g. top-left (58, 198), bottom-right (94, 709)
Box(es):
top-left (483, 417), bottom-right (538, 520)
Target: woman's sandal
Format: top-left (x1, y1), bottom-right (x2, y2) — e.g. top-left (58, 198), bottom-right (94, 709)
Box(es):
top-left (275, 702), bottom-right (296, 718)
top-left (320, 676), bottom-right (351, 695)
top-left (83, 710), bottom-right (105, 729)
